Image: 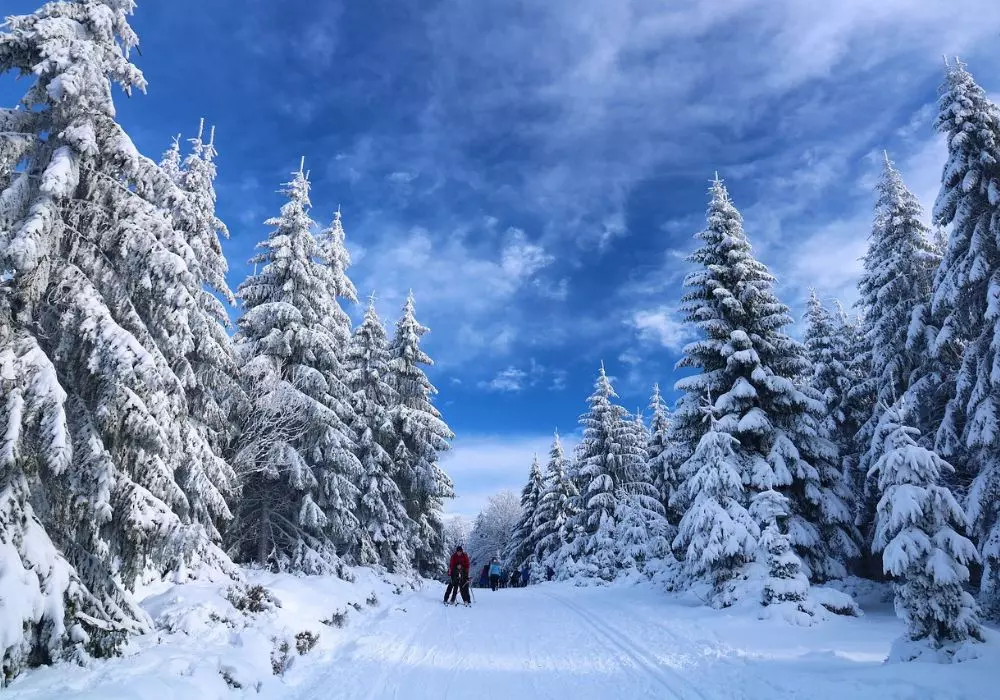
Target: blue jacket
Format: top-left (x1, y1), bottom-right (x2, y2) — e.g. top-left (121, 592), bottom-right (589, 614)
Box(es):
top-left (489, 562), bottom-right (501, 576)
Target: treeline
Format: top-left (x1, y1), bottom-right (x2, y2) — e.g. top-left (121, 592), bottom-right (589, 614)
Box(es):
top-left (504, 60), bottom-right (997, 660)
top-left (0, 1), bottom-right (451, 681)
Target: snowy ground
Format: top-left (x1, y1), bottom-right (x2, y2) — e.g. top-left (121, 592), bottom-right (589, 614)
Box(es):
top-left (6, 571), bottom-right (1000, 699)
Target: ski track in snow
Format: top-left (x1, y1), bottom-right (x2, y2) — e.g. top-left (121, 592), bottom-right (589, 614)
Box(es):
top-left (539, 588), bottom-right (710, 700)
top-left (285, 584), bottom-right (701, 700)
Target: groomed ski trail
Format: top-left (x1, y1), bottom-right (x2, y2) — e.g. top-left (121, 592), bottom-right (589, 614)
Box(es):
top-left (285, 583), bottom-right (736, 700)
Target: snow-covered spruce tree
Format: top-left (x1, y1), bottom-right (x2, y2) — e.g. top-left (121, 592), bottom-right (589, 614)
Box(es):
top-left (0, 290), bottom-right (146, 680)
top-left (531, 431), bottom-right (579, 567)
top-left (504, 454), bottom-right (545, 571)
top-left (829, 301), bottom-right (871, 472)
top-left (647, 384), bottom-right (678, 520)
top-left (670, 178), bottom-right (857, 586)
top-left (317, 207), bottom-right (357, 351)
top-left (388, 293), bottom-right (454, 575)
top-left (929, 60), bottom-right (1000, 615)
top-left (752, 489), bottom-right (809, 610)
top-left (804, 292), bottom-right (859, 463)
top-left (614, 408), bottom-right (671, 574)
top-left (567, 364), bottom-right (628, 580)
top-left (870, 401), bottom-right (984, 660)
top-left (562, 364), bottom-right (657, 581)
top-left (1, 0), bottom-right (240, 676)
top-left (312, 207), bottom-right (367, 557)
top-left (231, 164), bottom-right (361, 573)
top-left (854, 154), bottom-right (942, 571)
top-left (158, 122), bottom-right (243, 545)
top-left (673, 406), bottom-right (759, 606)
top-left (345, 295), bottom-right (413, 571)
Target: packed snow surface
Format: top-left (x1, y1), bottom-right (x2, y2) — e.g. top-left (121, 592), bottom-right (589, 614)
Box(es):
top-left (5, 570), bottom-right (999, 699)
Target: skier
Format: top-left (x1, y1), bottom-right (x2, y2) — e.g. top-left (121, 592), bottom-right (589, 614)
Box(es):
top-left (508, 569), bottom-right (520, 589)
top-left (478, 564), bottom-right (489, 589)
top-left (444, 546), bottom-right (472, 606)
top-left (488, 558), bottom-right (502, 591)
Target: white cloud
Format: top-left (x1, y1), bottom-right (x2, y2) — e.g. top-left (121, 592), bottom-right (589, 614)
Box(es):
top-left (481, 367), bottom-right (528, 393)
top-left (618, 350), bottom-right (641, 366)
top-left (479, 358), bottom-right (552, 392)
top-left (347, 218), bottom-right (559, 367)
top-left (550, 369), bottom-right (568, 391)
top-left (630, 306), bottom-right (693, 352)
top-left (386, 170), bottom-right (418, 184)
top-left (441, 433), bottom-right (579, 518)
top-left (500, 228), bottom-right (554, 278)
top-left (416, 0), bottom-right (1000, 259)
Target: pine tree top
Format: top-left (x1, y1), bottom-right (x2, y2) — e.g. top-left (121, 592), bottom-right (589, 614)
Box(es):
top-left (934, 59), bottom-right (1000, 233)
top-left (318, 207), bottom-right (359, 306)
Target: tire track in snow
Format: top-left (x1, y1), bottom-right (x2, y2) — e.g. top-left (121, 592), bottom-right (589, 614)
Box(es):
top-left (541, 589), bottom-right (712, 700)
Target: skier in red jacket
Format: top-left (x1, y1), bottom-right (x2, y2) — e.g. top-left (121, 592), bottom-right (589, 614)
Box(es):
top-left (444, 546), bottom-right (471, 605)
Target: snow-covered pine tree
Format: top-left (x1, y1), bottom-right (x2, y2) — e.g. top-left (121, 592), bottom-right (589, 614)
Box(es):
top-left (673, 404), bottom-right (758, 607)
top-left (829, 301), bottom-right (871, 477)
top-left (929, 60), bottom-right (1000, 615)
top-left (854, 154), bottom-right (942, 571)
top-left (316, 207), bottom-right (357, 351)
top-left (388, 292), bottom-right (454, 575)
top-left (505, 454), bottom-right (545, 571)
top-left (0, 291), bottom-right (146, 679)
top-left (670, 177), bottom-right (857, 585)
top-left (751, 489), bottom-right (809, 609)
top-left (345, 295), bottom-right (413, 571)
top-left (231, 163), bottom-right (360, 573)
top-left (1, 0), bottom-right (236, 677)
top-left (870, 401), bottom-right (983, 659)
top-left (561, 364), bottom-right (643, 580)
top-left (163, 122), bottom-right (243, 545)
top-left (311, 207), bottom-right (364, 556)
top-left (647, 384), bottom-right (678, 520)
top-left (614, 408), bottom-right (671, 574)
top-left (804, 292), bottom-right (856, 458)
top-left (531, 431), bottom-right (579, 567)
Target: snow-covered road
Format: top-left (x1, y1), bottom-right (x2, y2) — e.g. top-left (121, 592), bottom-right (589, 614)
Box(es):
top-left (7, 574), bottom-right (999, 699)
top-left (288, 584), bottom-right (719, 700)
top-left (296, 584), bottom-right (711, 699)
top-left (280, 581), bottom-right (1000, 700)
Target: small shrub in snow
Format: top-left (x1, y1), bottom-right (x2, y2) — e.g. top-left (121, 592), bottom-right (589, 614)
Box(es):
top-left (393, 586), bottom-right (403, 596)
top-left (811, 588), bottom-right (861, 617)
top-left (227, 585), bottom-right (280, 614)
top-left (207, 612), bottom-right (239, 629)
top-left (295, 631), bottom-right (319, 655)
top-left (270, 638), bottom-right (292, 676)
top-left (220, 666), bottom-right (243, 689)
top-left (322, 609), bottom-right (349, 628)
top-left (366, 593), bottom-right (379, 607)
top-left (349, 601), bottom-right (363, 612)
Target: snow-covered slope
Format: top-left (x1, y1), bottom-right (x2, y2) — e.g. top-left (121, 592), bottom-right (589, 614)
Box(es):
top-left (6, 574), bottom-right (999, 699)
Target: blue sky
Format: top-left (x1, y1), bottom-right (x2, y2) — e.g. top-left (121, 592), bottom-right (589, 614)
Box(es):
top-left (4, 0), bottom-right (1000, 518)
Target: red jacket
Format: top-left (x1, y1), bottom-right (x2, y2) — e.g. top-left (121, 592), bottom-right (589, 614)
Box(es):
top-left (448, 551), bottom-right (470, 577)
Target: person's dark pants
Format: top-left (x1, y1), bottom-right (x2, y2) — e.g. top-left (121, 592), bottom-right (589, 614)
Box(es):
top-left (489, 574), bottom-right (499, 591)
top-left (446, 572), bottom-right (469, 604)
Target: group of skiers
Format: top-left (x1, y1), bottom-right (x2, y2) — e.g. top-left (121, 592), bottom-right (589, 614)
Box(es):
top-left (443, 546), bottom-right (556, 606)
